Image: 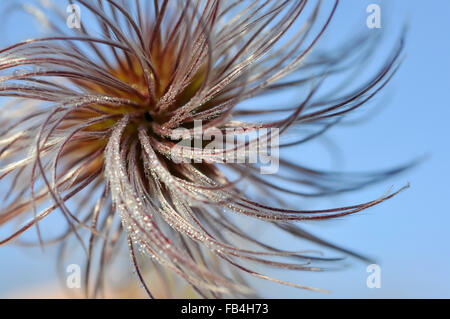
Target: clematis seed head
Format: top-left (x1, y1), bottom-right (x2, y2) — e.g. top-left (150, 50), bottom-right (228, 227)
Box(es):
top-left (0, 0), bottom-right (409, 298)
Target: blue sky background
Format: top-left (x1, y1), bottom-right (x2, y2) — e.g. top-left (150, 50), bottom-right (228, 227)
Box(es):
top-left (0, 0), bottom-right (449, 298)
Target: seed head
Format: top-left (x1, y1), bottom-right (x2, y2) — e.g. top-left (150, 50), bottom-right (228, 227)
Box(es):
top-left (0, 0), bottom-right (408, 298)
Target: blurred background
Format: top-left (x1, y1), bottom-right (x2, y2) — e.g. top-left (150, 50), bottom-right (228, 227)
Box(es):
top-left (0, 0), bottom-right (449, 298)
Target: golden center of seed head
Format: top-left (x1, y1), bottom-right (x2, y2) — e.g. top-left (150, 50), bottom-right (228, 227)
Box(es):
top-left (70, 42), bottom-right (206, 134)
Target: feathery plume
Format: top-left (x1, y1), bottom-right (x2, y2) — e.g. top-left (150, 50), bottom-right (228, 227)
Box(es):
top-left (0, 0), bottom-right (408, 298)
